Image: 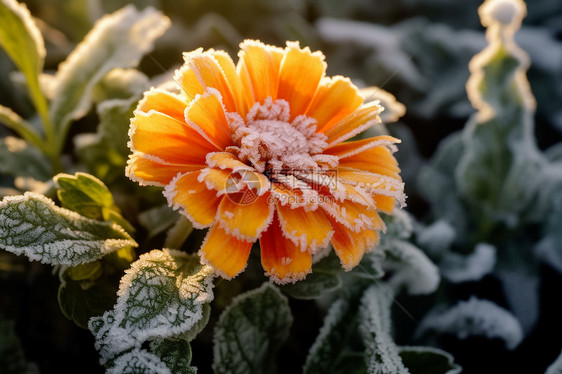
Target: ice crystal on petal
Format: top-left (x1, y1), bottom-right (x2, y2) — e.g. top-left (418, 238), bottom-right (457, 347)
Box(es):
top-left (230, 98), bottom-right (337, 173)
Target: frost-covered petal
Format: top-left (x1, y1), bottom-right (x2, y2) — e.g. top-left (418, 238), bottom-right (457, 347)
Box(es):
top-left (308, 76), bottom-right (363, 133)
top-left (176, 49), bottom-right (238, 112)
top-left (260, 214), bottom-right (312, 284)
top-left (337, 143), bottom-right (401, 180)
top-left (276, 204), bottom-right (333, 253)
top-left (129, 110), bottom-right (218, 165)
top-left (126, 153), bottom-right (203, 187)
top-left (164, 172), bottom-right (222, 229)
top-left (237, 39), bottom-right (284, 105)
top-left (277, 41), bottom-right (326, 118)
top-left (216, 192), bottom-right (274, 241)
top-left (328, 216), bottom-right (379, 270)
top-left (184, 88), bottom-right (233, 150)
top-left (136, 88), bottom-right (187, 122)
top-left (199, 225), bottom-right (252, 279)
top-left (322, 101), bottom-right (384, 146)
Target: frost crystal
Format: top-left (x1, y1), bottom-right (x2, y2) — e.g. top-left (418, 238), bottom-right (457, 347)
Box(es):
top-left (229, 98), bottom-right (337, 173)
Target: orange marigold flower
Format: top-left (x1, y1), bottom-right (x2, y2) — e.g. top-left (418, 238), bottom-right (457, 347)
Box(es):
top-left (126, 40), bottom-right (405, 284)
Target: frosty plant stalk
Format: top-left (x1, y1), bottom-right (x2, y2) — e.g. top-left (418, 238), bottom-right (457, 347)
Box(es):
top-left (126, 40), bottom-right (406, 283)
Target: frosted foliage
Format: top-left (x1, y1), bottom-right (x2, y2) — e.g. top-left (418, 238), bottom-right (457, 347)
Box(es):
top-left (304, 299), bottom-right (352, 373)
top-left (229, 98), bottom-right (336, 173)
top-left (359, 285), bottom-right (410, 374)
top-left (213, 283), bottom-right (292, 374)
top-left (546, 350), bottom-right (562, 374)
top-left (440, 243), bottom-right (496, 283)
top-left (416, 220), bottom-right (456, 257)
top-left (89, 249), bottom-right (215, 364)
top-left (383, 241), bottom-right (440, 295)
top-left (480, 0), bottom-right (525, 27)
top-left (418, 297), bottom-right (523, 350)
top-left (0, 192), bottom-right (136, 266)
top-left (49, 5), bottom-right (170, 131)
top-left (106, 348), bottom-right (171, 374)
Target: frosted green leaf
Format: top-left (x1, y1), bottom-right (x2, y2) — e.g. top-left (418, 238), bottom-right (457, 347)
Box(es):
top-left (89, 249), bottom-right (215, 364)
top-left (440, 243), bottom-right (496, 283)
top-left (281, 253), bottom-right (342, 299)
top-left (303, 299), bottom-right (359, 374)
top-left (0, 136), bottom-right (51, 180)
top-left (138, 205), bottom-right (183, 240)
top-left (49, 5), bottom-right (170, 143)
top-left (359, 285), bottom-right (410, 374)
top-left (213, 283), bottom-right (293, 374)
top-left (416, 220), bottom-right (456, 258)
top-left (398, 346), bottom-right (461, 374)
top-left (55, 172), bottom-right (134, 234)
top-left (383, 240), bottom-right (440, 295)
top-left (0, 192), bottom-right (137, 266)
top-left (150, 339), bottom-right (197, 374)
top-left (0, 0), bottom-right (49, 124)
top-left (546, 349), bottom-right (562, 374)
top-left (417, 297), bottom-right (523, 350)
top-left (107, 348), bottom-right (171, 374)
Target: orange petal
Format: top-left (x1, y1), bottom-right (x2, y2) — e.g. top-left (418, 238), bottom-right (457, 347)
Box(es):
top-left (323, 102), bottom-right (383, 146)
top-left (213, 50), bottom-right (252, 116)
top-left (277, 42), bottom-right (326, 118)
top-left (216, 192), bottom-right (274, 241)
top-left (328, 216), bottom-right (379, 271)
top-left (185, 88), bottom-right (233, 150)
top-left (137, 88), bottom-right (187, 122)
top-left (337, 167), bottom-right (404, 197)
top-left (176, 49), bottom-right (237, 112)
top-left (126, 153), bottom-right (203, 187)
top-left (372, 195), bottom-right (396, 214)
top-left (164, 171), bottom-right (222, 228)
top-left (276, 204), bottom-right (333, 253)
top-left (320, 198), bottom-right (385, 233)
top-left (237, 40), bottom-right (284, 105)
top-left (199, 225), bottom-right (252, 279)
top-left (130, 110), bottom-right (218, 164)
top-left (206, 152), bottom-right (253, 172)
top-left (260, 214), bottom-right (312, 284)
top-left (337, 144), bottom-right (401, 179)
top-left (307, 76), bottom-right (363, 132)
top-left (199, 167), bottom-right (270, 198)
top-left (324, 135), bottom-right (401, 159)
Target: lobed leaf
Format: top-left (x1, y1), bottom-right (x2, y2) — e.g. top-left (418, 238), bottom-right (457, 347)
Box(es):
top-left (213, 283), bottom-right (293, 374)
top-left (49, 5), bottom-right (170, 143)
top-left (359, 284), bottom-right (410, 374)
top-left (281, 252), bottom-right (342, 299)
top-left (89, 249), bottom-right (215, 364)
top-left (0, 192), bottom-right (136, 266)
top-left (106, 348), bottom-right (171, 374)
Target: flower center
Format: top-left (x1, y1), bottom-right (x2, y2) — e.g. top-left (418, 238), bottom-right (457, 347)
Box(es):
top-left (228, 98), bottom-right (338, 174)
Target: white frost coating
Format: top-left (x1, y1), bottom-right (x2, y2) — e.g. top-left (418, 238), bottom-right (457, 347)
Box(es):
top-left (229, 98), bottom-right (335, 173)
top-left (49, 5), bottom-right (171, 128)
top-left (397, 346), bottom-right (461, 374)
top-left (106, 348), bottom-right (171, 374)
top-left (440, 243), bottom-right (496, 283)
top-left (546, 349), bottom-right (562, 374)
top-left (416, 220), bottom-right (456, 257)
top-left (89, 249), bottom-right (215, 364)
top-left (359, 285), bottom-right (410, 374)
top-left (359, 87), bottom-right (406, 124)
top-left (479, 0), bottom-right (525, 27)
top-left (417, 297), bottom-right (524, 350)
top-left (0, 192), bottom-right (136, 266)
top-left (383, 240), bottom-right (440, 295)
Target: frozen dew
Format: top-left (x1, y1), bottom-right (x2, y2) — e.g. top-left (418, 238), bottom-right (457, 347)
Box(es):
top-left (229, 98), bottom-right (338, 173)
